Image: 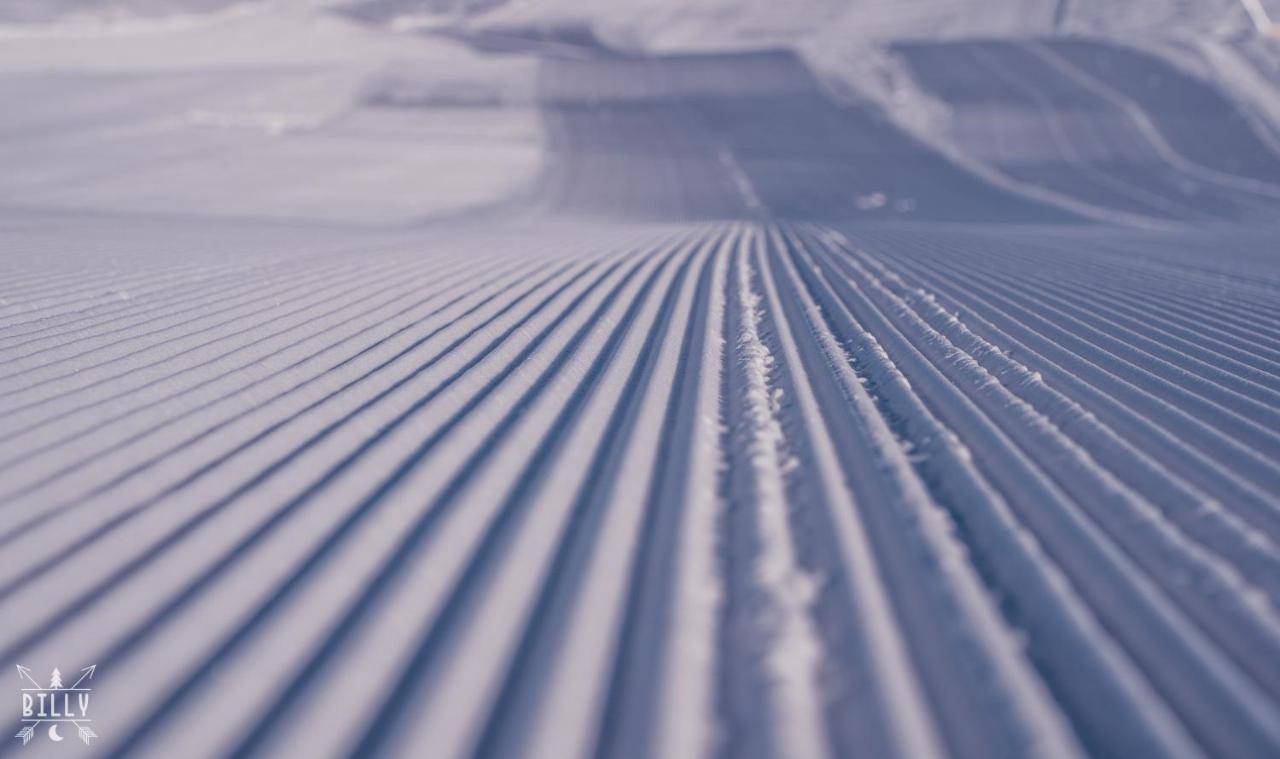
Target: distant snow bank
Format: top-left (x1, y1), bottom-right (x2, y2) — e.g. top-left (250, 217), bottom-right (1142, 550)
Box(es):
top-left (0, 0), bottom-right (251, 25)
top-left (1, 0), bottom-right (1265, 49)
top-left (0, 2), bottom-right (543, 224)
top-left (813, 0), bottom-right (1253, 43)
top-left (454, 0), bottom-right (1259, 53)
top-left (793, 2), bottom-right (1278, 168)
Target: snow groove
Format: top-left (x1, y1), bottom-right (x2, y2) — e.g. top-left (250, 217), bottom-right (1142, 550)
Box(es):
top-left (2, 216), bottom-right (1279, 759)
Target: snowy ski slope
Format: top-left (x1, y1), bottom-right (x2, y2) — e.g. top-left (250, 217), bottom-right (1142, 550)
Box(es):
top-left (3, 2), bottom-right (1280, 758)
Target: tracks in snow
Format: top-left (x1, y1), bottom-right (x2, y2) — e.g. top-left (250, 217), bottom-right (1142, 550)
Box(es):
top-left (1, 218), bottom-right (1279, 758)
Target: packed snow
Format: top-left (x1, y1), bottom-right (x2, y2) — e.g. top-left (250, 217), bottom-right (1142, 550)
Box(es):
top-left (3, 1), bottom-right (1280, 758)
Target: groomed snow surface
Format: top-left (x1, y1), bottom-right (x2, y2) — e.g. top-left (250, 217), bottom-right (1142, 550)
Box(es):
top-left (3, 2), bottom-right (1280, 758)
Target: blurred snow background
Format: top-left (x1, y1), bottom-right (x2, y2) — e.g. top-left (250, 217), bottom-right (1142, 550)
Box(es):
top-left (1, 0), bottom-right (1277, 224)
top-left (0, 0), bottom-right (541, 223)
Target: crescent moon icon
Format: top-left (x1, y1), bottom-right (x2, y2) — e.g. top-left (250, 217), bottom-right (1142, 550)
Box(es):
top-left (48, 724), bottom-right (64, 742)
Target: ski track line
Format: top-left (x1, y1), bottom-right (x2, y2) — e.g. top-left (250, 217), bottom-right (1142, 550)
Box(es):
top-left (834, 225), bottom-right (1280, 511)
top-left (786, 226), bottom-right (1201, 757)
top-left (0, 258), bottom-right (378, 364)
top-left (213, 233), bottom-right (694, 759)
top-left (0, 245), bottom-right (393, 355)
top-left (0, 237), bottom-right (561, 437)
top-left (909, 231), bottom-right (1280, 375)
top-left (894, 227), bottom-right (1280, 352)
top-left (3, 208), bottom-right (1279, 759)
top-left (712, 228), bottom-right (831, 759)
top-left (943, 261), bottom-right (1280, 413)
top-left (0, 261), bottom-right (257, 341)
top-left (0, 234), bottom-right (660, 752)
top-left (856, 231), bottom-right (1280, 494)
top-left (0, 254), bottom-right (426, 407)
top-left (0, 242), bottom-right (647, 642)
top-left (0, 229), bottom-right (539, 370)
top-left (27, 230), bottom-right (680, 757)
top-left (790, 226), bottom-right (1280, 710)
top-left (863, 241), bottom-right (1280, 530)
top-left (750, 227), bottom-right (944, 759)
top-left (0, 254), bottom-right (543, 506)
top-left (804, 227), bottom-right (1280, 603)
top-left (0, 236), bottom-right (589, 465)
top-left (0, 260), bottom-right (249, 325)
top-left (774, 226), bottom-right (1084, 759)
top-left (977, 260), bottom-right (1280, 372)
top-left (796, 228), bottom-right (1280, 756)
top-left (463, 229), bottom-right (731, 759)
top-left (0, 238), bottom-right (369, 334)
top-left (0, 253), bottom-right (495, 454)
top-left (386, 233), bottom-right (713, 759)
top-left (903, 254), bottom-right (1280, 462)
top-left (0, 258), bottom-right (566, 565)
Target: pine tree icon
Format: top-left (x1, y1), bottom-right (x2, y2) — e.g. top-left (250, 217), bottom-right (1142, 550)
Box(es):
top-left (49, 668), bottom-right (62, 690)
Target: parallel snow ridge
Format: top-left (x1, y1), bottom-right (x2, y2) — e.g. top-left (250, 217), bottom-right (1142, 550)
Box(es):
top-left (2, 214), bottom-right (1279, 759)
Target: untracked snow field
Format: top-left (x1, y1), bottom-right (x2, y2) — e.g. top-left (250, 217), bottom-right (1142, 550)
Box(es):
top-left (3, 2), bottom-right (1280, 758)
